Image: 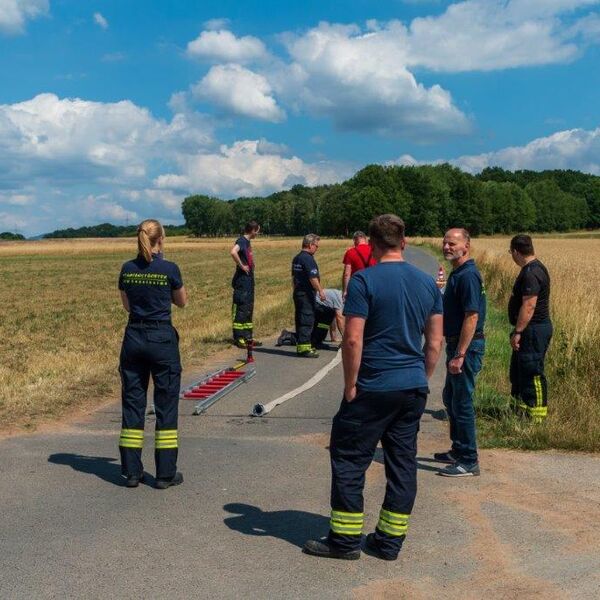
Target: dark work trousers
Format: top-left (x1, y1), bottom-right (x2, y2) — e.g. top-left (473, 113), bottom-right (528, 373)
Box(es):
top-left (232, 272), bottom-right (254, 342)
top-left (311, 305), bottom-right (335, 347)
top-left (442, 339), bottom-right (484, 466)
top-left (293, 289), bottom-right (316, 354)
top-left (119, 321), bottom-right (181, 479)
top-left (328, 388), bottom-right (428, 560)
top-left (510, 320), bottom-right (552, 422)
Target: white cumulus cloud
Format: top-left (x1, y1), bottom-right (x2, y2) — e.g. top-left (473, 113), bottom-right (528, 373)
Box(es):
top-left (390, 127), bottom-right (600, 175)
top-left (452, 127), bottom-right (600, 174)
top-left (155, 140), bottom-right (348, 198)
top-left (93, 12), bottom-right (108, 30)
top-left (186, 29), bottom-right (267, 63)
top-left (0, 0), bottom-right (49, 34)
top-left (193, 64), bottom-right (285, 122)
top-left (277, 22), bottom-right (470, 139)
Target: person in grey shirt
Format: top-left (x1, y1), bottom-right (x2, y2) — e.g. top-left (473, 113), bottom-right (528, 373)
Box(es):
top-left (316, 289), bottom-right (345, 343)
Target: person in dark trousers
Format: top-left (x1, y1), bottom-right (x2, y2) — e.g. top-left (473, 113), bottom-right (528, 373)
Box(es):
top-left (435, 228), bottom-right (486, 477)
top-left (292, 234), bottom-right (326, 358)
top-left (303, 214), bottom-right (443, 561)
top-left (508, 235), bottom-right (552, 423)
top-left (230, 221), bottom-right (261, 349)
top-left (118, 219), bottom-right (187, 489)
top-left (341, 231), bottom-right (377, 300)
top-left (276, 288), bottom-right (344, 349)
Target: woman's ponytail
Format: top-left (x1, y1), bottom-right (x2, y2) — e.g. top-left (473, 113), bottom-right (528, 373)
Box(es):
top-left (137, 219), bottom-right (164, 262)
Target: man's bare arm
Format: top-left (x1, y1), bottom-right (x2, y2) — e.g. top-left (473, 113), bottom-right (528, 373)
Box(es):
top-left (448, 311), bottom-right (478, 375)
top-left (511, 295), bottom-right (537, 350)
top-left (342, 315), bottom-right (365, 402)
top-left (230, 244), bottom-right (250, 273)
top-left (342, 264), bottom-right (352, 299)
top-left (172, 286), bottom-right (188, 308)
top-left (423, 314), bottom-right (443, 379)
top-left (310, 277), bottom-right (326, 301)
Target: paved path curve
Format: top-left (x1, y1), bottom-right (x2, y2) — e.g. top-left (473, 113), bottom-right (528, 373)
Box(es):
top-left (1, 247), bottom-right (598, 599)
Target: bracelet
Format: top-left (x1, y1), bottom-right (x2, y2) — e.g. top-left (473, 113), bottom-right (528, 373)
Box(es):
top-left (510, 329), bottom-right (523, 336)
top-left (453, 352), bottom-right (466, 359)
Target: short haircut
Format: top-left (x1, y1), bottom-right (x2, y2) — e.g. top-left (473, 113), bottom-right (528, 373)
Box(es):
top-left (510, 234), bottom-right (535, 256)
top-left (302, 233), bottom-right (320, 248)
top-left (352, 231), bottom-right (367, 241)
top-left (446, 228), bottom-right (470, 243)
top-left (368, 214), bottom-right (405, 250)
top-left (244, 220), bottom-right (260, 234)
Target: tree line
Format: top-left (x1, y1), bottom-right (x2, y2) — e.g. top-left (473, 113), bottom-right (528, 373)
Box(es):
top-left (44, 223), bottom-right (190, 239)
top-left (182, 164), bottom-right (599, 237)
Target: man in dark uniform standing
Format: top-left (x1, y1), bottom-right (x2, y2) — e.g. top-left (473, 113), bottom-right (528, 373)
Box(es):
top-left (435, 228), bottom-right (486, 478)
top-left (292, 234), bottom-right (326, 358)
top-left (230, 221), bottom-right (261, 349)
top-left (303, 214), bottom-right (443, 561)
top-left (508, 235), bottom-right (552, 423)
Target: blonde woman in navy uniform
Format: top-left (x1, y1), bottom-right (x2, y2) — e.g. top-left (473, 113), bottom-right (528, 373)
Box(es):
top-left (118, 219), bottom-right (187, 488)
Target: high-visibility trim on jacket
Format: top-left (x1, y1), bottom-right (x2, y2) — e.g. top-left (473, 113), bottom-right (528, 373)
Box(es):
top-left (317, 322), bottom-right (330, 330)
top-left (119, 428), bottom-right (144, 449)
top-left (330, 510), bottom-right (364, 536)
top-left (155, 429), bottom-right (178, 450)
top-left (376, 508), bottom-right (409, 537)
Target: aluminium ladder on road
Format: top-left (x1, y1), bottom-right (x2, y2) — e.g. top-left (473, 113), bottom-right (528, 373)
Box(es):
top-left (147, 342), bottom-right (256, 416)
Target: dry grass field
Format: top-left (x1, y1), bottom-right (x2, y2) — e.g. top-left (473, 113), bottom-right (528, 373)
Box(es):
top-left (416, 236), bottom-right (600, 451)
top-left (0, 237), bottom-right (349, 431)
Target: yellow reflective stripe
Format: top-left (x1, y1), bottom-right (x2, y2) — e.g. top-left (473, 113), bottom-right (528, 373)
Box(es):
top-left (330, 525), bottom-right (362, 535)
top-left (155, 442), bottom-right (178, 449)
top-left (233, 323), bottom-right (246, 330)
top-left (534, 375), bottom-right (543, 408)
top-left (155, 429), bottom-right (177, 438)
top-left (119, 440), bottom-right (144, 449)
top-left (317, 323), bottom-right (330, 330)
top-left (377, 521), bottom-right (408, 537)
top-left (297, 343), bottom-right (312, 352)
top-left (331, 510), bottom-right (364, 523)
top-left (121, 429), bottom-right (144, 438)
top-left (379, 509), bottom-right (410, 525)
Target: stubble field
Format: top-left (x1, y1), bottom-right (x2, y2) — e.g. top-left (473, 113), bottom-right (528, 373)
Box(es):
top-left (1, 237), bottom-right (349, 431)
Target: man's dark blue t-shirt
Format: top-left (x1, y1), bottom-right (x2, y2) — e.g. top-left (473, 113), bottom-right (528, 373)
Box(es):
top-left (344, 261), bottom-right (443, 392)
top-left (118, 253), bottom-right (183, 321)
top-left (442, 259), bottom-right (486, 338)
top-left (235, 236), bottom-right (254, 276)
top-left (292, 250), bottom-right (319, 294)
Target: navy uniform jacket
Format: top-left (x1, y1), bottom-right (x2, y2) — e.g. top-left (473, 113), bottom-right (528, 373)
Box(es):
top-left (292, 250), bottom-right (319, 294)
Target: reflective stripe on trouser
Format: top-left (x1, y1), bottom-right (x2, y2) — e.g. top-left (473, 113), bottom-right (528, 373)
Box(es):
top-left (509, 321), bottom-right (552, 422)
top-left (119, 428), bottom-right (144, 449)
top-left (155, 429), bottom-right (178, 449)
top-left (376, 508), bottom-right (409, 537)
top-left (311, 305), bottom-right (335, 347)
top-left (119, 322), bottom-right (181, 479)
top-left (328, 388), bottom-right (427, 557)
top-left (329, 510), bottom-right (363, 536)
top-left (296, 343), bottom-right (313, 354)
top-left (232, 275), bottom-right (254, 341)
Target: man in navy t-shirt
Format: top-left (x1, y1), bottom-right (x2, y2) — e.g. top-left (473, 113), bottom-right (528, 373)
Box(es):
top-left (230, 220), bottom-right (261, 348)
top-left (435, 228), bottom-right (486, 477)
top-left (303, 214), bottom-right (443, 562)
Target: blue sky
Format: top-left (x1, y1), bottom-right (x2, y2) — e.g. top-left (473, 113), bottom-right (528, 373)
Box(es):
top-left (1, 0), bottom-right (600, 235)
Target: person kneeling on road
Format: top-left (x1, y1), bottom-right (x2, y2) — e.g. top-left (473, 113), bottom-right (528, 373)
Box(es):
top-left (303, 214), bottom-right (443, 561)
top-left (276, 288), bottom-right (344, 349)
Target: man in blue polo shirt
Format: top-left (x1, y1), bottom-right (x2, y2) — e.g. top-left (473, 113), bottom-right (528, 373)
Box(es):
top-left (303, 214), bottom-right (443, 561)
top-left (434, 228), bottom-right (486, 477)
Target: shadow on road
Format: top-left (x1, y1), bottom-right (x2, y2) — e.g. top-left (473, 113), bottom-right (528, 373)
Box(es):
top-left (373, 448), bottom-right (442, 474)
top-left (48, 453), bottom-right (126, 486)
top-left (223, 503), bottom-right (329, 548)
top-left (253, 347), bottom-right (297, 358)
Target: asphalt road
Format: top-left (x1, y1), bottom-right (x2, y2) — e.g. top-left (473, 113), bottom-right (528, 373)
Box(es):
top-left (1, 247), bottom-right (598, 599)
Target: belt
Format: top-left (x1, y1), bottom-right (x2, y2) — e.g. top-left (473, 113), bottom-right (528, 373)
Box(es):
top-left (446, 331), bottom-right (485, 344)
top-left (128, 318), bottom-right (172, 325)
